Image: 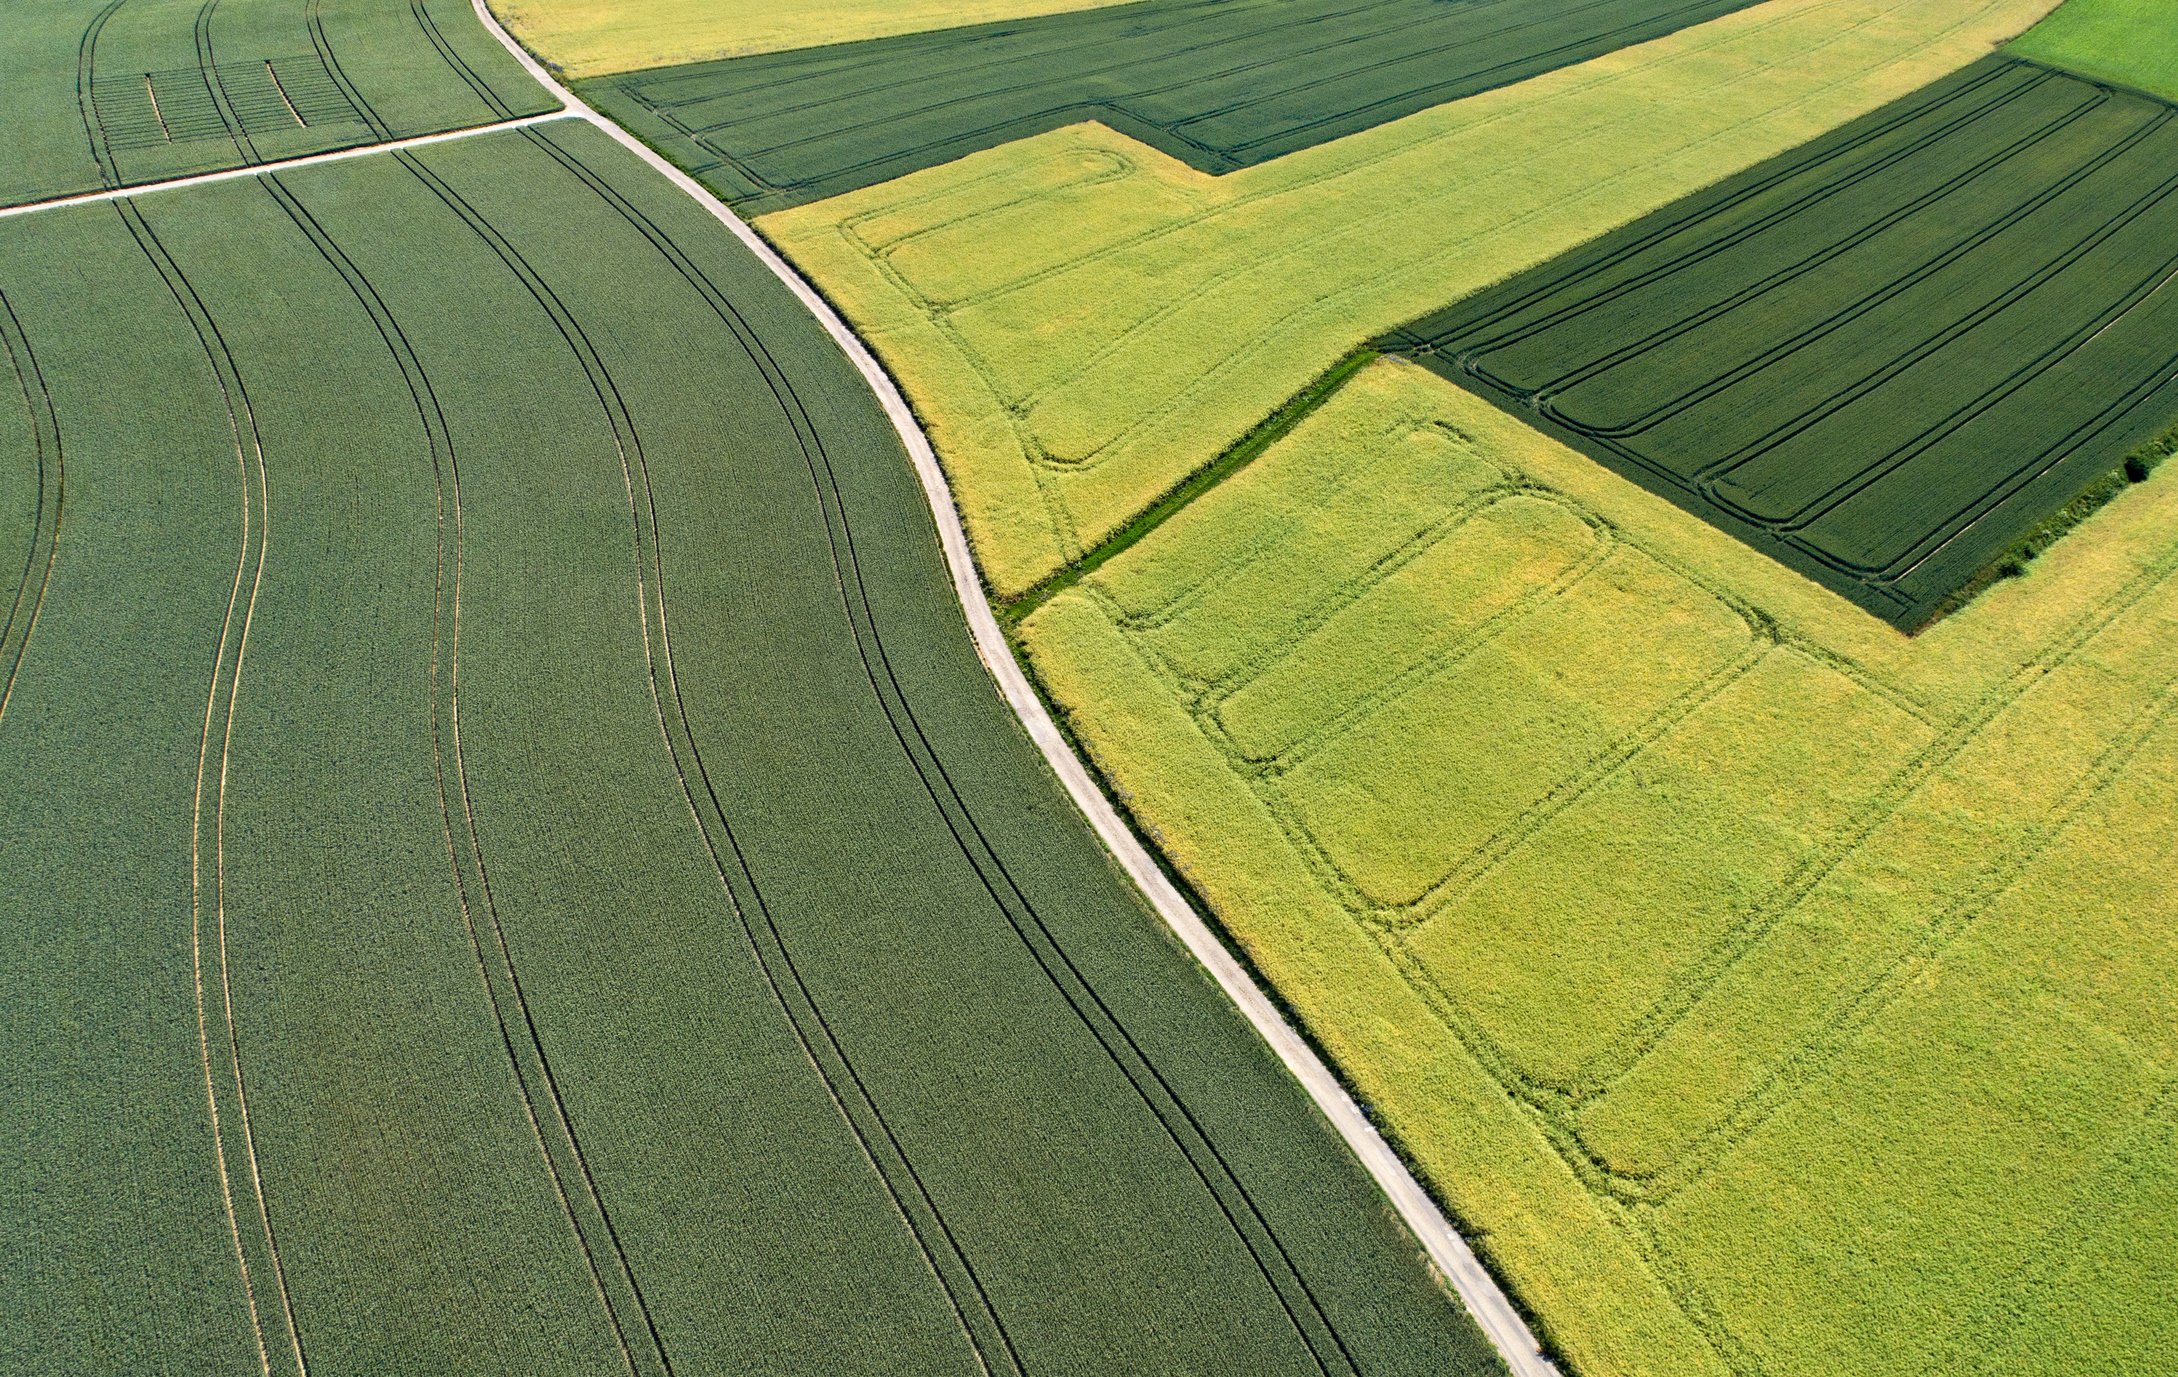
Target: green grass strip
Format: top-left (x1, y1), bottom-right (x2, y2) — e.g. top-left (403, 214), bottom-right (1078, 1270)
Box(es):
top-left (1925, 419), bottom-right (2178, 627)
top-left (1002, 347), bottom-right (1375, 624)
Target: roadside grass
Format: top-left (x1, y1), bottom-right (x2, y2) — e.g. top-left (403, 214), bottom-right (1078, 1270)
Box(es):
top-left (2009, 0), bottom-right (2178, 100)
top-left (492, 0), bottom-right (1132, 79)
top-left (1019, 356), bottom-right (2178, 1377)
top-left (760, 0), bottom-right (2062, 599)
top-left (0, 0), bottom-right (555, 209)
top-left (0, 122), bottom-right (1499, 1373)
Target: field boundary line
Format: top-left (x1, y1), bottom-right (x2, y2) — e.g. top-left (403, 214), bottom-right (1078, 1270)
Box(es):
top-left (0, 112), bottom-right (571, 221)
top-left (470, 3), bottom-right (1559, 1373)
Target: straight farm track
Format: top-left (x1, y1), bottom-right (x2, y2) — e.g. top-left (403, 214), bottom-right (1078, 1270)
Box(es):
top-left (1387, 55), bottom-right (2178, 627)
top-left (581, 0), bottom-right (1766, 214)
top-left (0, 0), bottom-right (556, 207)
top-left (0, 117), bottom-right (1497, 1374)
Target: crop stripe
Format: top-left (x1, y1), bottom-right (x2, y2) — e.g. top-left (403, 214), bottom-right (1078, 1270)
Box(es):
top-left (520, 122), bottom-right (1363, 1377)
top-left (394, 143), bottom-right (1024, 1376)
top-left (116, 195), bottom-right (305, 1377)
top-left (259, 169), bottom-right (664, 1377)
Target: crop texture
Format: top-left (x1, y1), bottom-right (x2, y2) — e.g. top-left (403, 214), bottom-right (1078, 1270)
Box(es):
top-left (494, 0), bottom-right (1135, 80)
top-left (1384, 56), bottom-right (2178, 628)
top-left (2008, 0), bottom-right (2178, 102)
top-left (580, 0), bottom-right (1765, 214)
top-left (0, 0), bottom-right (556, 208)
top-left (0, 123), bottom-right (1495, 1373)
top-left (759, 0), bottom-right (2062, 598)
top-left (1021, 356), bottom-right (2178, 1377)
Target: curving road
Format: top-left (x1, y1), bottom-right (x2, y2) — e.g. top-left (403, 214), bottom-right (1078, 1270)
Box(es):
top-left (463, 5), bottom-right (1560, 1375)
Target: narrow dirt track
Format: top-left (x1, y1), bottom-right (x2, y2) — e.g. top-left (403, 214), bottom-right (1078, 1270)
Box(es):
top-left (460, 8), bottom-right (1562, 1375)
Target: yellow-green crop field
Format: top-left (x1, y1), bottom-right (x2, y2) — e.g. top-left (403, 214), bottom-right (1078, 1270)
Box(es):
top-left (1021, 357), bottom-right (2178, 1377)
top-left (495, 0), bottom-right (1132, 78)
top-left (760, 0), bottom-right (2060, 599)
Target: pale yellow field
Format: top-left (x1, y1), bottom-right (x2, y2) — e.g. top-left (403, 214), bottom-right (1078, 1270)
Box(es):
top-left (762, 0), bottom-right (2059, 598)
top-left (494, 0), bottom-right (1133, 77)
top-left (1022, 357), bottom-right (2178, 1377)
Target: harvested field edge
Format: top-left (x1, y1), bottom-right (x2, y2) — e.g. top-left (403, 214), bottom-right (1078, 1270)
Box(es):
top-left (471, 4), bottom-right (1559, 1372)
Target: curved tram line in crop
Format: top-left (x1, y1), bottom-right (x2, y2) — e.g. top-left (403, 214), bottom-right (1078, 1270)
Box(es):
top-left (115, 196), bottom-right (306, 1377)
top-left (259, 171), bottom-right (674, 1377)
top-left (4, 12), bottom-right (1540, 1365)
top-left (0, 292), bottom-right (64, 727)
top-left (300, 119), bottom-right (1382, 1375)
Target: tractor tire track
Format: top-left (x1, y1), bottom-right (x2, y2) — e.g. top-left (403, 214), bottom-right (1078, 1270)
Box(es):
top-left (523, 121), bottom-right (1369, 1377)
top-left (0, 292), bottom-right (64, 728)
top-left (76, 0), bottom-right (131, 189)
top-left (116, 195), bottom-right (304, 1377)
top-left (259, 170), bottom-right (667, 1377)
top-left (393, 145), bottom-right (1020, 1377)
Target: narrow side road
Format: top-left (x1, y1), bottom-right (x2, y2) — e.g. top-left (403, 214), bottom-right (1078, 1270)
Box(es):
top-left (462, 7), bottom-right (1563, 1375)
top-left (0, 114), bottom-right (568, 223)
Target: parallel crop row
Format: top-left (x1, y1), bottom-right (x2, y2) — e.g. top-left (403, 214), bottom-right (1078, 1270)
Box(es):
top-left (580, 0), bottom-right (1765, 214)
top-left (0, 120), bottom-right (1493, 1374)
top-left (1388, 56), bottom-right (2178, 627)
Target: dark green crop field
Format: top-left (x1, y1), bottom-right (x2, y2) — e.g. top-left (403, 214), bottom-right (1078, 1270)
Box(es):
top-left (580, 0), bottom-right (1764, 214)
top-left (0, 117), bottom-right (1494, 1374)
top-left (1386, 56), bottom-right (2178, 629)
top-left (0, 0), bottom-right (555, 207)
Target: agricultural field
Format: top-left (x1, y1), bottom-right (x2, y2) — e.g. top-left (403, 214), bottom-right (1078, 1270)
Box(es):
top-left (494, 0), bottom-right (1136, 79)
top-left (2008, 0), bottom-right (2178, 100)
top-left (579, 0), bottom-right (1766, 214)
top-left (0, 0), bottom-right (556, 208)
top-left (13, 0), bottom-right (2171, 1372)
top-left (0, 114), bottom-right (1496, 1376)
top-left (758, 0), bottom-right (2060, 598)
top-left (1020, 356), bottom-right (2178, 1377)
top-left (1385, 54), bottom-right (2178, 628)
